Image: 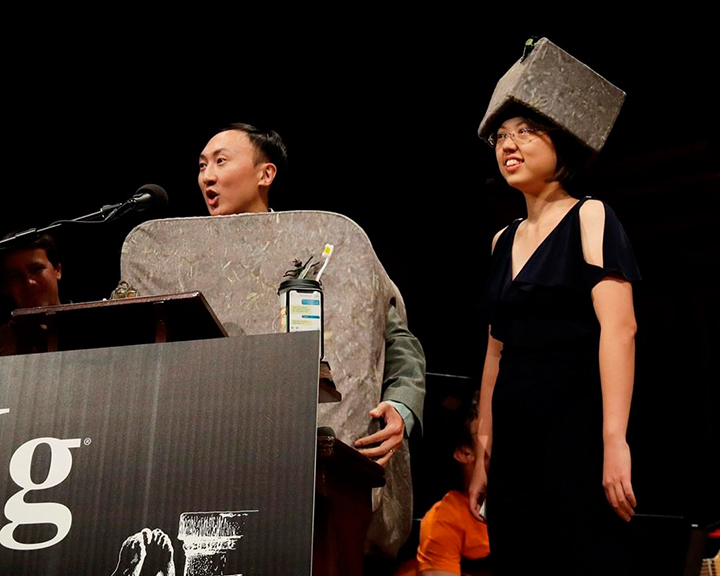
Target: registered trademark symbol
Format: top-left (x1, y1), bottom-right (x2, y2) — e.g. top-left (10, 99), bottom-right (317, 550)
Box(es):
top-left (83, 438), bottom-right (92, 446)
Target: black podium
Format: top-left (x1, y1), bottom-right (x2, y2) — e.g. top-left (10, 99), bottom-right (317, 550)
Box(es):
top-left (1, 294), bottom-right (320, 575)
top-left (1, 294), bottom-right (383, 575)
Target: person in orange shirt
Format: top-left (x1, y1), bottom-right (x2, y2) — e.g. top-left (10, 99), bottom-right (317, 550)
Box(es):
top-left (396, 395), bottom-right (491, 576)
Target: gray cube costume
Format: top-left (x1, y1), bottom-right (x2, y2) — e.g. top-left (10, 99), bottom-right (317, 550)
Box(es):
top-left (120, 210), bottom-right (424, 556)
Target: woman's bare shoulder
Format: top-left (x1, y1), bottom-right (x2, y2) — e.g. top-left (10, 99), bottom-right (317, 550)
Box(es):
top-left (578, 199), bottom-right (606, 266)
top-left (579, 198), bottom-right (605, 223)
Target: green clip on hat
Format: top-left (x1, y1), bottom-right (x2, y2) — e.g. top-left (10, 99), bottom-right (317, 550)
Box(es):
top-left (478, 37), bottom-right (626, 152)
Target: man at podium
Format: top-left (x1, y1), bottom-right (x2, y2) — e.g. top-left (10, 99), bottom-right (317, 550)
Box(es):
top-left (197, 123), bottom-right (426, 556)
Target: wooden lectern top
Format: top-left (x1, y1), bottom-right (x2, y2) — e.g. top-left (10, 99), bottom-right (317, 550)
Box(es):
top-left (11, 291), bottom-right (228, 355)
top-left (9, 291), bottom-right (341, 403)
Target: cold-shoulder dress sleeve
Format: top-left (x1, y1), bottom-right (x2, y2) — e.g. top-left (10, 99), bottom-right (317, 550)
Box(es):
top-left (582, 202), bottom-right (641, 288)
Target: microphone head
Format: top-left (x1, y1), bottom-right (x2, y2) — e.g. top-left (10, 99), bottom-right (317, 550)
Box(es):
top-left (133, 184), bottom-right (169, 212)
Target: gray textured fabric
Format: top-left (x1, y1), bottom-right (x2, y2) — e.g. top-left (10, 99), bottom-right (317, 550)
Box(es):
top-left (120, 210), bottom-right (414, 555)
top-left (478, 37), bottom-right (626, 152)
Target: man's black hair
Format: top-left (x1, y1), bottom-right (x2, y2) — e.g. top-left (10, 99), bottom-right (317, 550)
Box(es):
top-left (442, 391), bottom-right (480, 494)
top-left (219, 123), bottom-right (288, 190)
top-left (0, 234), bottom-right (61, 275)
top-left (456, 391), bottom-right (479, 451)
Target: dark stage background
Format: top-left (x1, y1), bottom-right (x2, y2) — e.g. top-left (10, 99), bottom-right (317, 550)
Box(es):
top-left (1, 21), bottom-right (717, 542)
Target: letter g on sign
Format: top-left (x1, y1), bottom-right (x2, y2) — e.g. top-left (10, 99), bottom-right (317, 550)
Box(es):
top-left (0, 437), bottom-right (82, 550)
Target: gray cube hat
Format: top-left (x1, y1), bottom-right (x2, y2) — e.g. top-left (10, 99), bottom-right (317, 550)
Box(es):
top-left (478, 37), bottom-right (626, 152)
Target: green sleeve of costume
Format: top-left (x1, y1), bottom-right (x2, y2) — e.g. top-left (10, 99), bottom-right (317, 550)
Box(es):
top-left (381, 305), bottom-right (426, 435)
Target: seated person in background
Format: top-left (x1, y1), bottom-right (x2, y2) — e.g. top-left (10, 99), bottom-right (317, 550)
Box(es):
top-left (0, 234), bottom-right (62, 355)
top-left (395, 394), bottom-right (491, 576)
top-left (198, 123), bottom-right (426, 555)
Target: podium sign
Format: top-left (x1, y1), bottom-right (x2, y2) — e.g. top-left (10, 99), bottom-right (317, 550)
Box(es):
top-left (0, 332), bottom-right (319, 575)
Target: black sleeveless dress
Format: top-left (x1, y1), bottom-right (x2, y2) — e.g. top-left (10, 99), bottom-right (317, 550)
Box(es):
top-left (483, 197), bottom-right (640, 576)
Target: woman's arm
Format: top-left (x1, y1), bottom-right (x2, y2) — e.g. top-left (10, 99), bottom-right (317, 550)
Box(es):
top-left (468, 227), bottom-right (508, 521)
top-left (468, 329), bottom-right (503, 521)
top-left (581, 199), bottom-right (638, 521)
top-left (592, 278), bottom-right (637, 521)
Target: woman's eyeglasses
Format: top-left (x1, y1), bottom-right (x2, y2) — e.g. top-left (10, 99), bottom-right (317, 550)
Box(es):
top-left (488, 127), bottom-right (541, 148)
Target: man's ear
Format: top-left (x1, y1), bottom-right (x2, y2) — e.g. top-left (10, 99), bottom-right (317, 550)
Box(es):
top-left (54, 263), bottom-right (62, 281)
top-left (258, 162), bottom-right (277, 187)
top-left (453, 444), bottom-right (475, 465)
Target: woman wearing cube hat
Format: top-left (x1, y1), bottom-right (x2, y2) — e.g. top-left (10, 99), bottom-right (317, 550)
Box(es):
top-left (469, 38), bottom-right (640, 575)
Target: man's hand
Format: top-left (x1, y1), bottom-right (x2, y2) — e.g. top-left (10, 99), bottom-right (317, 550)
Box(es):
top-left (354, 402), bottom-right (405, 467)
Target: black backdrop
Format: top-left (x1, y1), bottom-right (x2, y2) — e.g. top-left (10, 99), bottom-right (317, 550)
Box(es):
top-left (1, 21), bottom-right (717, 532)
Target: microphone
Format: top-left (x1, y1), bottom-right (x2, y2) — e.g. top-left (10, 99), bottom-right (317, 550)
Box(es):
top-left (127, 184), bottom-right (169, 213)
top-left (105, 184), bottom-right (168, 221)
top-left (0, 184), bottom-right (170, 250)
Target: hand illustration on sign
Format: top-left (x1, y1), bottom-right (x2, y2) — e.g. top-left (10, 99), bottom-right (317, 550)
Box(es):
top-left (111, 528), bottom-right (176, 576)
top-left (111, 510), bottom-right (258, 576)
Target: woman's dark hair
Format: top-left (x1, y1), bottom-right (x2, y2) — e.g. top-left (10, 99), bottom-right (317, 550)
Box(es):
top-left (491, 105), bottom-right (594, 190)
